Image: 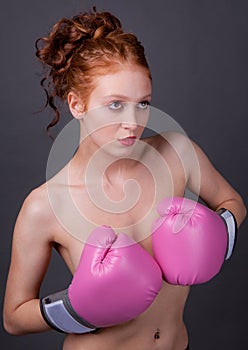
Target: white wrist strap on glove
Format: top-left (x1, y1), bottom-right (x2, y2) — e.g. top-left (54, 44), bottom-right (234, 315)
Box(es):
top-left (217, 208), bottom-right (237, 260)
top-left (40, 289), bottom-right (97, 334)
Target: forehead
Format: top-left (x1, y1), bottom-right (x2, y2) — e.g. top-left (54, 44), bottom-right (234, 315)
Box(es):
top-left (89, 67), bottom-right (152, 102)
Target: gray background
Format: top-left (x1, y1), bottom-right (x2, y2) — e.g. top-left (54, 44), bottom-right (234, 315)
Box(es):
top-left (1, 0), bottom-right (248, 349)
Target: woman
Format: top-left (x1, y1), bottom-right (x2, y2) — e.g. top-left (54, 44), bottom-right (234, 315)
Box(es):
top-left (3, 8), bottom-right (246, 350)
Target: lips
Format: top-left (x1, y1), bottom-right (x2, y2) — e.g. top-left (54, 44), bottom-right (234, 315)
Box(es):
top-left (118, 136), bottom-right (137, 146)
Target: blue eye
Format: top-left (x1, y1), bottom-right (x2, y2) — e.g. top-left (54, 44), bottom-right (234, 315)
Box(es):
top-left (108, 101), bottom-right (123, 110)
top-left (137, 101), bottom-right (150, 109)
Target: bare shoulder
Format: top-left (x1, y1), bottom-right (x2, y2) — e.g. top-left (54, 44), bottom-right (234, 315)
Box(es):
top-left (141, 132), bottom-right (200, 192)
top-left (15, 183), bottom-right (57, 242)
top-left (21, 184), bottom-right (51, 219)
top-left (142, 131), bottom-right (196, 160)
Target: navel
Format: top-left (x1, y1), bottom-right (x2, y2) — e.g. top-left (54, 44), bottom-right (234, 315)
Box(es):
top-left (154, 328), bottom-right (160, 339)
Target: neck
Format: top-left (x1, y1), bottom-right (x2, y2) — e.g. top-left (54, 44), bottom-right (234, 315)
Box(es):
top-left (70, 134), bottom-right (140, 187)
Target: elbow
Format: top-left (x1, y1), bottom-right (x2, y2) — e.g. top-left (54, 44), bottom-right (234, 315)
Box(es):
top-left (4, 324), bottom-right (25, 337)
top-left (3, 320), bottom-right (16, 336)
top-left (237, 197), bottom-right (247, 227)
top-left (3, 312), bottom-right (25, 336)
top-left (3, 321), bottom-right (19, 336)
top-left (241, 203), bottom-right (247, 224)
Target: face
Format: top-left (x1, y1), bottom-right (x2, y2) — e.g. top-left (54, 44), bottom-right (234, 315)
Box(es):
top-left (70, 66), bottom-right (152, 158)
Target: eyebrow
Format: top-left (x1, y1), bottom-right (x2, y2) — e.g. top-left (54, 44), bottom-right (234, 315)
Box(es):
top-left (102, 94), bottom-right (152, 102)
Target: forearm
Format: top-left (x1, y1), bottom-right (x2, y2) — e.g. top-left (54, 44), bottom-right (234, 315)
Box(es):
top-left (4, 298), bottom-right (51, 335)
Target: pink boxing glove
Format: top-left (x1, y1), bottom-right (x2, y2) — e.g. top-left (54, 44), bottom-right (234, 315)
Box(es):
top-left (41, 225), bottom-right (162, 333)
top-left (152, 197), bottom-right (237, 285)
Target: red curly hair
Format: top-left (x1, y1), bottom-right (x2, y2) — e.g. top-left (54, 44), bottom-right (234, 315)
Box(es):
top-left (35, 7), bottom-right (151, 132)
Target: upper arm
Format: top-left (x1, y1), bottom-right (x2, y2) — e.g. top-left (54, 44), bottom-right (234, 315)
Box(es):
top-left (158, 132), bottom-right (246, 225)
top-left (186, 140), bottom-right (246, 225)
top-left (4, 187), bottom-right (54, 313)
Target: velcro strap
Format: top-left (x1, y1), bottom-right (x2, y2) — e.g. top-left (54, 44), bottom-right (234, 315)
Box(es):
top-left (41, 290), bottom-right (97, 334)
top-left (218, 209), bottom-right (237, 260)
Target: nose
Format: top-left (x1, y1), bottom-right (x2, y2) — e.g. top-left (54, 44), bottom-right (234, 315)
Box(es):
top-left (121, 121), bottom-right (138, 130)
top-left (120, 105), bottom-right (138, 130)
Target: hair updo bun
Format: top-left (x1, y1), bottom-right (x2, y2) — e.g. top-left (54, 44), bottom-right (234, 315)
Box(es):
top-left (35, 7), bottom-right (151, 132)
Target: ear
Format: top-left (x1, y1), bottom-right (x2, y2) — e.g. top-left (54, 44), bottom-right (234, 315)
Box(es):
top-left (68, 91), bottom-right (85, 119)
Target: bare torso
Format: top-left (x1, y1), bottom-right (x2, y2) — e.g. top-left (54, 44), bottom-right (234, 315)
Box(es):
top-left (45, 134), bottom-right (191, 350)
top-left (55, 227), bottom-right (190, 350)
top-left (4, 128), bottom-right (245, 348)
top-left (63, 282), bottom-right (189, 350)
